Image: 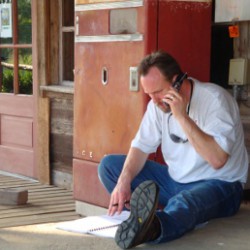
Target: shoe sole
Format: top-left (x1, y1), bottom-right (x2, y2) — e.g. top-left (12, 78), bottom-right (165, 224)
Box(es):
top-left (115, 180), bottom-right (159, 249)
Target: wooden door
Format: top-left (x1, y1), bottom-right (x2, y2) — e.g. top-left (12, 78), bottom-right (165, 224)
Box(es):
top-left (0, 0), bottom-right (36, 178)
top-left (0, 95), bottom-right (35, 177)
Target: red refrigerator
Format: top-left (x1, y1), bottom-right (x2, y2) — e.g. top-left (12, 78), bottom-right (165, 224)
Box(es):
top-left (73, 0), bottom-right (212, 208)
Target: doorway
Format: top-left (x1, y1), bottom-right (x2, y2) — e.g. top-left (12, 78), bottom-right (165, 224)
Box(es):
top-left (0, 0), bottom-right (36, 178)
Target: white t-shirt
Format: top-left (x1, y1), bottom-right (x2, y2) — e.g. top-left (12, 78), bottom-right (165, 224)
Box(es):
top-left (131, 79), bottom-right (249, 184)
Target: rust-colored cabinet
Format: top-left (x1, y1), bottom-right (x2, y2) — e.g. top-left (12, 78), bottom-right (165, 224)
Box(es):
top-left (157, 1), bottom-right (212, 81)
top-left (73, 0), bottom-right (212, 208)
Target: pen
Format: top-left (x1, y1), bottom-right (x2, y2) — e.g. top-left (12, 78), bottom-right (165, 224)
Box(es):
top-left (112, 201), bottom-right (130, 207)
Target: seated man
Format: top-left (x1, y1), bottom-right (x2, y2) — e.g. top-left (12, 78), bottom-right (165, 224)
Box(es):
top-left (98, 51), bottom-right (248, 249)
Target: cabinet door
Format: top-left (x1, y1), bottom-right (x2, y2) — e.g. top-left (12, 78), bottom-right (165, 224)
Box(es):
top-left (73, 2), bottom-right (149, 163)
top-left (157, 0), bottom-right (212, 81)
top-left (74, 42), bottom-right (146, 162)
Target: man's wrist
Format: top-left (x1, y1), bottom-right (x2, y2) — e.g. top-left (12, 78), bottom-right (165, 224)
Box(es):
top-left (118, 172), bottom-right (133, 186)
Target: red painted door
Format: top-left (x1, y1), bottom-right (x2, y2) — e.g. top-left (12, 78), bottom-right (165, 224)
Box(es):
top-left (157, 0), bottom-right (212, 82)
top-left (0, 0), bottom-right (36, 178)
top-left (0, 95), bottom-right (35, 177)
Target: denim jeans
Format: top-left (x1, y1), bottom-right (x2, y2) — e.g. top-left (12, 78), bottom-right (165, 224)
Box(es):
top-left (98, 154), bottom-right (243, 244)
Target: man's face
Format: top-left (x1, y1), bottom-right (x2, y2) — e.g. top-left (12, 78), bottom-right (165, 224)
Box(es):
top-left (140, 66), bottom-right (172, 113)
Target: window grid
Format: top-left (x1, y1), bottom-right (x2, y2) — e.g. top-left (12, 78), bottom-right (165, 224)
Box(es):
top-left (0, 0), bottom-right (32, 95)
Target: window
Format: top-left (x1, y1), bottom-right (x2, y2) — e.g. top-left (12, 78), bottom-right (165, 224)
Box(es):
top-left (0, 0), bottom-right (32, 94)
top-left (60, 0), bottom-right (74, 86)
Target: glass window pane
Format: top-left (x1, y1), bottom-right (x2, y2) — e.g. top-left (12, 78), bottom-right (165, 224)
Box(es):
top-left (18, 48), bottom-right (32, 94)
top-left (63, 32), bottom-right (74, 81)
top-left (0, 37), bottom-right (13, 45)
top-left (0, 1), bottom-right (13, 44)
top-left (18, 0), bottom-right (32, 44)
top-left (0, 48), bottom-right (14, 93)
top-left (63, 0), bottom-right (74, 27)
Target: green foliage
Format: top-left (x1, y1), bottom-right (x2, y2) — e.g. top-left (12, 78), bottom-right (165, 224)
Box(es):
top-left (19, 69), bottom-right (32, 94)
top-left (18, 0), bottom-right (32, 44)
top-left (19, 52), bottom-right (33, 94)
top-left (2, 68), bottom-right (32, 94)
top-left (2, 68), bottom-right (13, 93)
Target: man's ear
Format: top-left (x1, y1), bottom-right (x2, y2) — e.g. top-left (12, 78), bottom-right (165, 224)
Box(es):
top-left (171, 74), bottom-right (179, 85)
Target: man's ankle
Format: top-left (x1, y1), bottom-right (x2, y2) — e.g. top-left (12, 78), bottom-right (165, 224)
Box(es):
top-left (148, 215), bottom-right (161, 242)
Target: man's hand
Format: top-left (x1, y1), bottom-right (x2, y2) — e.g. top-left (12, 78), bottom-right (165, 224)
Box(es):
top-left (107, 148), bottom-right (149, 216)
top-left (108, 179), bottom-right (131, 216)
top-left (162, 87), bottom-right (188, 119)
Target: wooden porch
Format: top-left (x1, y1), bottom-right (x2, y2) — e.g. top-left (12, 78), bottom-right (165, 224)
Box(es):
top-left (0, 173), bottom-right (80, 228)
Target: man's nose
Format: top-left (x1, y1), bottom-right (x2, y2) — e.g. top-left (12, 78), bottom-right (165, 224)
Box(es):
top-left (150, 94), bottom-right (160, 103)
top-left (149, 94), bottom-right (156, 102)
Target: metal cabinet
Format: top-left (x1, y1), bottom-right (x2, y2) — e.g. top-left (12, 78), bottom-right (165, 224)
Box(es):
top-left (73, 0), bottom-right (212, 208)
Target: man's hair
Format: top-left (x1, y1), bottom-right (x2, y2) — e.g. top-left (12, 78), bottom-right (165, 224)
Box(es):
top-left (138, 50), bottom-right (183, 81)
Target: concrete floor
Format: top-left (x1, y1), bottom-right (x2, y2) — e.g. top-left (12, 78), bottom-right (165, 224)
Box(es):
top-left (0, 203), bottom-right (249, 250)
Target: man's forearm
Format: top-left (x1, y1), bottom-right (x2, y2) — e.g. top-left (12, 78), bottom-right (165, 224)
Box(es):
top-left (118, 147), bottom-right (149, 185)
top-left (178, 115), bottom-right (229, 169)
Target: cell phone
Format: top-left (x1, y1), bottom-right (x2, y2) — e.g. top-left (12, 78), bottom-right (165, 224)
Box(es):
top-left (163, 72), bottom-right (187, 112)
top-left (172, 72), bottom-right (188, 91)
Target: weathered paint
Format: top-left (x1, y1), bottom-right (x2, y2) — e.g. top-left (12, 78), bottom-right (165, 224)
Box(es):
top-left (73, 0), bottom-right (212, 207)
top-left (158, 0), bottom-right (212, 81)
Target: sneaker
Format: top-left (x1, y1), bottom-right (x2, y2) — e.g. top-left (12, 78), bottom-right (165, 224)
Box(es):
top-left (115, 180), bottom-right (160, 249)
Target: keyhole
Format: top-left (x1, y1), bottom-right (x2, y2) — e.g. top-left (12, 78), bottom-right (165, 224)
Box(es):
top-left (102, 67), bottom-right (108, 85)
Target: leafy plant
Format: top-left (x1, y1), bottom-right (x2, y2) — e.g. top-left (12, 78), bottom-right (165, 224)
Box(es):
top-left (19, 69), bottom-right (32, 94)
top-left (2, 68), bottom-right (13, 93)
top-left (2, 67), bottom-right (32, 94)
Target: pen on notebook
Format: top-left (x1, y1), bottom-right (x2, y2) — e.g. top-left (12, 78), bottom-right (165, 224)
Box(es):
top-left (112, 201), bottom-right (130, 207)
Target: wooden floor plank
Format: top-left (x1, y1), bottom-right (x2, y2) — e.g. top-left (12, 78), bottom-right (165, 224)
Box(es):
top-left (0, 183), bottom-right (48, 189)
top-left (0, 200), bottom-right (74, 210)
top-left (29, 194), bottom-right (73, 203)
top-left (28, 191), bottom-right (72, 198)
top-left (28, 190), bottom-right (73, 196)
top-left (0, 212), bottom-right (80, 228)
top-left (0, 174), bottom-right (81, 228)
top-left (28, 188), bottom-right (68, 194)
top-left (0, 204), bottom-right (75, 218)
top-left (27, 187), bottom-right (67, 193)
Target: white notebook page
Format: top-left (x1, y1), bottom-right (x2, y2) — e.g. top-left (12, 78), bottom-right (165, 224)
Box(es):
top-left (56, 211), bottom-right (130, 238)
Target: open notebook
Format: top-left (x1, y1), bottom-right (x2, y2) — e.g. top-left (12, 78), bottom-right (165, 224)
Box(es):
top-left (56, 211), bottom-right (130, 238)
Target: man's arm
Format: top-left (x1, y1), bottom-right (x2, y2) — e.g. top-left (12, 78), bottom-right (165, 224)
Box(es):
top-left (178, 114), bottom-right (229, 169)
top-left (164, 87), bottom-right (229, 169)
top-left (108, 147), bottom-right (149, 215)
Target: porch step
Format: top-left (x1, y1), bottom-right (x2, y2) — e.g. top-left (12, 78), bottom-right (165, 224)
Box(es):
top-left (0, 174), bottom-right (81, 228)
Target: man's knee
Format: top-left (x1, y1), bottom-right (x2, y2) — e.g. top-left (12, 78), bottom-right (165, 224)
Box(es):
top-left (98, 154), bottom-right (122, 178)
top-left (98, 155), bottom-right (111, 179)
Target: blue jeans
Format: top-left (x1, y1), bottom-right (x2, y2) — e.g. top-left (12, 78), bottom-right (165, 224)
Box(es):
top-left (98, 154), bottom-right (243, 243)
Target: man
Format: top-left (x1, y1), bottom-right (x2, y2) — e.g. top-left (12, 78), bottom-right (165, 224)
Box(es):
top-left (98, 51), bottom-right (248, 249)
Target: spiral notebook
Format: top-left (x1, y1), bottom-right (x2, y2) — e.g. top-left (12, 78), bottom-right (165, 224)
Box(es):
top-left (56, 211), bottom-right (130, 238)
